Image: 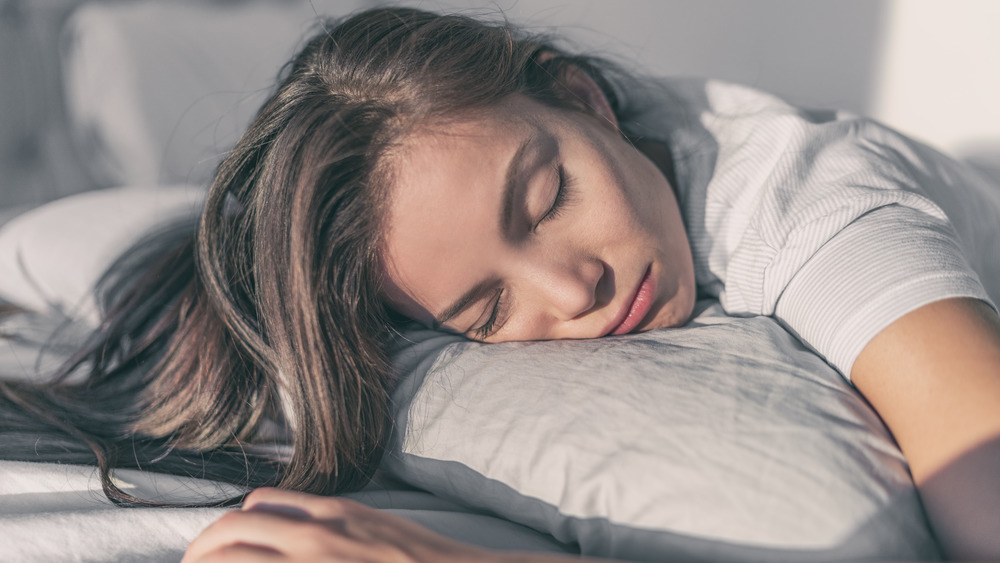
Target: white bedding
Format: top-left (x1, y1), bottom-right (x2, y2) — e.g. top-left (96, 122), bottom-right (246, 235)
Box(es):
top-left (0, 186), bottom-right (205, 325)
top-left (0, 462), bottom-right (569, 562)
top-left (0, 298), bottom-right (942, 563)
top-left (0, 297), bottom-right (942, 562)
top-left (0, 313), bottom-right (572, 562)
top-left (386, 303), bottom-right (941, 562)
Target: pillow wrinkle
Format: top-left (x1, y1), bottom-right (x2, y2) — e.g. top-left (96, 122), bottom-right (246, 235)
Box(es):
top-left (386, 302), bottom-right (939, 559)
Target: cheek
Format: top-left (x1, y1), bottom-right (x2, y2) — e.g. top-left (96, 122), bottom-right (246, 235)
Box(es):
top-left (587, 135), bottom-right (670, 231)
top-left (592, 164), bottom-right (669, 242)
top-left (626, 153), bottom-right (674, 217)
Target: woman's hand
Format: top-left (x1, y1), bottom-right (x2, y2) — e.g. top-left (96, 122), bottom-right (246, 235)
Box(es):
top-left (183, 488), bottom-right (613, 563)
top-left (182, 487), bottom-right (494, 563)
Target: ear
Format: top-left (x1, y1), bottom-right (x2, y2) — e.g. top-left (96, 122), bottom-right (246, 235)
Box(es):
top-left (536, 52), bottom-right (618, 129)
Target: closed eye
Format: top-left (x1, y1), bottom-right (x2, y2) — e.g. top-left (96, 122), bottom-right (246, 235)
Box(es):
top-left (535, 165), bottom-right (574, 229)
top-left (474, 164), bottom-right (570, 339)
top-left (472, 289), bottom-right (506, 340)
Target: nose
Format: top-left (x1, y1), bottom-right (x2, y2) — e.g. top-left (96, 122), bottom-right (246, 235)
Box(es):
top-left (524, 254), bottom-right (607, 321)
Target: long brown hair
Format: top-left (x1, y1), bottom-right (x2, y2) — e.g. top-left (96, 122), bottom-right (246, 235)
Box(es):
top-left (0, 7), bottom-right (623, 506)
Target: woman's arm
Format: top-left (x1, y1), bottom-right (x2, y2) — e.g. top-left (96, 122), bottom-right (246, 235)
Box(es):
top-left (182, 488), bottom-right (618, 563)
top-left (851, 297), bottom-right (1000, 560)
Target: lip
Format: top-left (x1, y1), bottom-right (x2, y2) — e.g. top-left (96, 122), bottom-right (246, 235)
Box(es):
top-left (607, 266), bottom-right (657, 336)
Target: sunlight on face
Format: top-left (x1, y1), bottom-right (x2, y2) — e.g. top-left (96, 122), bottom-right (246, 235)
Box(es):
top-left (382, 94), bottom-right (696, 341)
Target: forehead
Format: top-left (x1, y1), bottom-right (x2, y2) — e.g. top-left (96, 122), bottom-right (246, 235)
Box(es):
top-left (381, 102), bottom-right (535, 323)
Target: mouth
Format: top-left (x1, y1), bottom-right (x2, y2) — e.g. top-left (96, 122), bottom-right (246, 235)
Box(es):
top-left (607, 265), bottom-right (657, 336)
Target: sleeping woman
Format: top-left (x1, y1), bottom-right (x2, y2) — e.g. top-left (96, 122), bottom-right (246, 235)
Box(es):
top-left (1, 6), bottom-right (998, 562)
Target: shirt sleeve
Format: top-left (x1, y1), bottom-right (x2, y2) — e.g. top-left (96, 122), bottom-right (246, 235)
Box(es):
top-left (773, 204), bottom-right (993, 379)
top-left (665, 80), bottom-right (999, 381)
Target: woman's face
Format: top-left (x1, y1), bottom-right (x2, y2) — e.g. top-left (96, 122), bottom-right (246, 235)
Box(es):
top-left (382, 93), bottom-right (696, 341)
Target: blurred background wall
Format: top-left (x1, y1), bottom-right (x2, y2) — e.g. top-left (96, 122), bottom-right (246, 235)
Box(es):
top-left (1, 0), bottom-right (998, 207)
top-left (1, 0), bottom-right (91, 206)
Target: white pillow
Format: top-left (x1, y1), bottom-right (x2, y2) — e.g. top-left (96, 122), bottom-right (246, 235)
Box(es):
top-left (386, 304), bottom-right (941, 561)
top-left (62, 0), bottom-right (367, 187)
top-left (0, 186), bottom-right (204, 325)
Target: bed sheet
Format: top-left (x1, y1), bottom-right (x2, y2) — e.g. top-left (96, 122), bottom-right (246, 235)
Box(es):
top-left (0, 460), bottom-right (571, 562)
top-left (0, 310), bottom-right (573, 562)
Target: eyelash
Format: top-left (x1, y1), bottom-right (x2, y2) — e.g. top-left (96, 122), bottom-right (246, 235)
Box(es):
top-left (473, 289), bottom-right (504, 340)
top-left (474, 165), bottom-right (572, 340)
top-left (536, 165), bottom-right (573, 228)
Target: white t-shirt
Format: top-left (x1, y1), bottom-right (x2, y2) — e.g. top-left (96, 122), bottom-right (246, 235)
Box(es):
top-left (625, 78), bottom-right (1000, 378)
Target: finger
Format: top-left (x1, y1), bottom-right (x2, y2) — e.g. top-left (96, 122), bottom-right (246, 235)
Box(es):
top-left (244, 489), bottom-right (461, 545)
top-left (243, 487), bottom-right (365, 520)
top-left (183, 510), bottom-right (332, 563)
top-left (197, 491), bottom-right (491, 563)
top-left (183, 542), bottom-right (284, 563)
top-left (240, 490), bottom-right (451, 556)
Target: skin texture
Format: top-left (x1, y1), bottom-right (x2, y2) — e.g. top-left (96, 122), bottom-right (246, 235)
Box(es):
top-left (182, 488), bottom-right (486, 563)
top-left (182, 488), bottom-right (613, 563)
top-left (851, 297), bottom-right (1000, 560)
top-left (381, 72), bottom-right (696, 342)
top-left (184, 70), bottom-right (1000, 563)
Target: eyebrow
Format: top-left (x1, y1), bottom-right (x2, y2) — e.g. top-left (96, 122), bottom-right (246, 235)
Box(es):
top-left (500, 134), bottom-right (535, 240)
top-left (435, 135), bottom-right (534, 328)
top-left (435, 278), bottom-right (496, 328)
